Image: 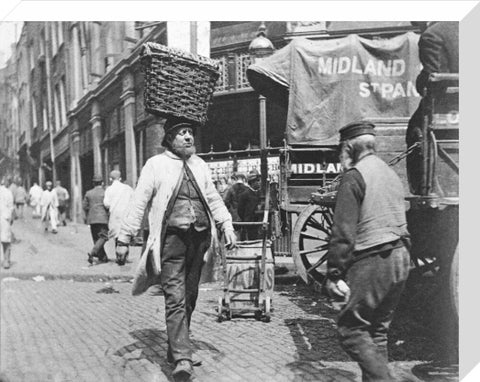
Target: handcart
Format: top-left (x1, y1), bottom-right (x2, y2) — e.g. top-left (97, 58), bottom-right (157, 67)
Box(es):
top-left (217, 183), bottom-right (274, 323)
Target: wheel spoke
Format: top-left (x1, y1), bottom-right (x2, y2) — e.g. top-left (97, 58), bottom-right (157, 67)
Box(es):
top-left (306, 254), bottom-right (328, 273)
top-left (309, 224), bottom-right (331, 236)
top-left (307, 216), bottom-right (324, 230)
top-left (306, 216), bottom-right (330, 235)
top-left (299, 243), bottom-right (329, 256)
top-left (300, 231), bottom-right (329, 242)
top-left (323, 210), bottom-right (334, 227)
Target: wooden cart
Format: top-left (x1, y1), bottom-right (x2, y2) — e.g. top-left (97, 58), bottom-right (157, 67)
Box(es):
top-left (217, 183), bottom-right (274, 322)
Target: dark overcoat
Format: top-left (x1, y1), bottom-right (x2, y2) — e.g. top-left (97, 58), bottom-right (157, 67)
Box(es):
top-left (83, 186), bottom-right (109, 225)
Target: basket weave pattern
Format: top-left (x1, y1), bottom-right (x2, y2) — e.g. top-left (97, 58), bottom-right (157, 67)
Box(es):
top-left (141, 42), bottom-right (220, 125)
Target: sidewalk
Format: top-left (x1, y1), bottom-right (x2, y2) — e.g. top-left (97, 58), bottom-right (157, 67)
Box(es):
top-left (0, 210), bottom-right (298, 283)
top-left (0, 210), bottom-right (142, 281)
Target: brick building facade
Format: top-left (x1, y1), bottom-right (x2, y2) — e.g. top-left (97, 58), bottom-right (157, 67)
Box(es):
top-left (0, 21), bottom-right (416, 221)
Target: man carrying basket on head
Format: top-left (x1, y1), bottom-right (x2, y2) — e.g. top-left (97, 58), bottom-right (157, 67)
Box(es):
top-left (116, 117), bottom-right (236, 381)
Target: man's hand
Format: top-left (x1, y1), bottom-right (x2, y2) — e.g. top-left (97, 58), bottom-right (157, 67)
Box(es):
top-left (224, 229), bottom-right (237, 250)
top-left (325, 279), bottom-right (351, 302)
top-left (115, 244), bottom-right (129, 266)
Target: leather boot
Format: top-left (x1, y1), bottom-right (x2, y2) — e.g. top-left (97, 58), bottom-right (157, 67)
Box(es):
top-left (167, 347), bottom-right (201, 366)
top-left (172, 360), bottom-right (193, 381)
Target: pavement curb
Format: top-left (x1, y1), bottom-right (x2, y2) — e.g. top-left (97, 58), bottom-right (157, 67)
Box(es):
top-left (0, 271), bottom-right (303, 285)
top-left (0, 272), bottom-right (134, 283)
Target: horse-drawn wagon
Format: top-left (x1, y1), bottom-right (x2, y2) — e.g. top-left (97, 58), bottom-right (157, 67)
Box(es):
top-left (246, 33), bottom-right (459, 318)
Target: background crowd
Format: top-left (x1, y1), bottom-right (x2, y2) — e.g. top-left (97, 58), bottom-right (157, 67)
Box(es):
top-left (0, 166), bottom-right (268, 270)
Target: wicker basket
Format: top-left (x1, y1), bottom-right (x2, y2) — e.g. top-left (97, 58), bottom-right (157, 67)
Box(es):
top-left (141, 42), bottom-right (220, 125)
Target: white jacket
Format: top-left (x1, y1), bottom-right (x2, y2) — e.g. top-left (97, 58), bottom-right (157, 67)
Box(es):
top-left (0, 186), bottom-right (14, 243)
top-left (29, 184), bottom-right (43, 206)
top-left (118, 150), bottom-right (233, 295)
top-left (40, 189), bottom-right (59, 220)
top-left (104, 180), bottom-right (134, 239)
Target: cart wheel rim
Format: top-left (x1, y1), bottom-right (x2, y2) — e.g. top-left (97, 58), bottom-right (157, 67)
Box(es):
top-left (291, 204), bottom-right (333, 284)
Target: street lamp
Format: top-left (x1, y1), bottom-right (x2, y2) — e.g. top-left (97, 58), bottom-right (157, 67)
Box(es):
top-left (249, 22), bottom-right (275, 193)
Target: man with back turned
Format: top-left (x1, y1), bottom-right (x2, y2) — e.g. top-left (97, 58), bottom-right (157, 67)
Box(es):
top-left (325, 121), bottom-right (412, 381)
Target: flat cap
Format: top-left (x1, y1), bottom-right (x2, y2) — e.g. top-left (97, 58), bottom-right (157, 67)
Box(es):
top-left (92, 175), bottom-right (103, 182)
top-left (163, 117), bottom-right (198, 135)
top-left (162, 117), bottom-right (199, 146)
top-left (339, 120), bottom-right (376, 142)
top-left (247, 169), bottom-right (260, 181)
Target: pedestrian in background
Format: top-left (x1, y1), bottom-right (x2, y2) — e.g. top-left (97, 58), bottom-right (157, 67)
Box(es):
top-left (0, 177), bottom-right (15, 269)
top-left (14, 181), bottom-right (28, 219)
top-left (237, 169), bottom-right (261, 240)
top-left (54, 180), bottom-right (70, 226)
top-left (8, 178), bottom-right (17, 221)
top-left (223, 172), bottom-right (248, 222)
top-left (29, 181), bottom-right (43, 218)
top-left (325, 121), bottom-right (411, 382)
top-left (83, 175), bottom-right (109, 264)
top-left (104, 170), bottom-right (133, 265)
top-left (216, 177), bottom-right (228, 198)
top-left (115, 118), bottom-right (236, 381)
top-left (40, 181), bottom-right (59, 234)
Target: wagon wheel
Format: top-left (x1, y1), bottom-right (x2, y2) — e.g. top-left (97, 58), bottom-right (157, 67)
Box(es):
top-left (291, 204), bottom-right (334, 284)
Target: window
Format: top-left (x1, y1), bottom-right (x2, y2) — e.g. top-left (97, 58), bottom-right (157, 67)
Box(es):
top-left (42, 107), bottom-right (48, 131)
top-left (59, 77), bottom-right (67, 126)
top-left (235, 53), bottom-right (252, 89)
top-left (57, 22), bottom-right (64, 46)
top-left (53, 85), bottom-right (60, 132)
top-left (29, 43), bottom-right (35, 70)
top-left (39, 31), bottom-right (45, 57)
top-left (31, 97), bottom-right (38, 128)
top-left (104, 56), bottom-right (114, 72)
top-left (214, 56), bottom-right (228, 93)
top-left (51, 22), bottom-right (58, 54)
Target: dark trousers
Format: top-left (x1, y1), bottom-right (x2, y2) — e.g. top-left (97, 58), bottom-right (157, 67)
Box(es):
top-left (337, 246), bottom-right (410, 382)
top-left (160, 227), bottom-right (210, 363)
top-left (90, 224), bottom-right (109, 260)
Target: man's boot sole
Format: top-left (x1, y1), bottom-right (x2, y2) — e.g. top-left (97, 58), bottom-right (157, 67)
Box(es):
top-left (172, 369), bottom-right (192, 382)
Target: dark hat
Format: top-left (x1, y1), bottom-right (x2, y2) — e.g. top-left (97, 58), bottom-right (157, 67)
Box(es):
top-left (92, 175), bottom-right (103, 183)
top-left (247, 169), bottom-right (260, 181)
top-left (163, 117), bottom-right (198, 135)
top-left (162, 117), bottom-right (199, 146)
top-left (339, 120), bottom-right (376, 142)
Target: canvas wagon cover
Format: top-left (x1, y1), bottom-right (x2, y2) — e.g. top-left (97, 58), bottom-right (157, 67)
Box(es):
top-left (247, 33), bottom-right (421, 145)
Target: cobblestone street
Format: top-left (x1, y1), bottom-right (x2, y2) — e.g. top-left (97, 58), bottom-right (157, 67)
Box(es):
top-left (0, 213), bottom-right (459, 382)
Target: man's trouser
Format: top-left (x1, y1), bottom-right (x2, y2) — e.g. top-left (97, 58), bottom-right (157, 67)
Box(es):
top-left (337, 245), bottom-right (410, 382)
top-left (16, 203), bottom-right (24, 218)
top-left (1, 242), bottom-right (11, 267)
top-left (43, 207), bottom-right (58, 231)
top-left (89, 224), bottom-right (109, 260)
top-left (58, 204), bottom-right (67, 224)
top-left (33, 203), bottom-right (41, 218)
top-left (160, 226), bottom-right (210, 363)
